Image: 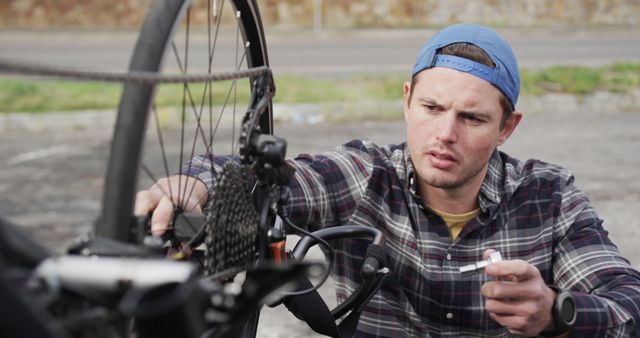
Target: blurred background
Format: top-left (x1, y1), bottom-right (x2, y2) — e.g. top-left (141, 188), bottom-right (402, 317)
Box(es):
top-left (1, 1), bottom-right (640, 337)
top-left (2, 0), bottom-right (639, 29)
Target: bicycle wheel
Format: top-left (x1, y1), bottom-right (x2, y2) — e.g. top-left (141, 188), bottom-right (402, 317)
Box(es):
top-left (95, 0), bottom-right (271, 242)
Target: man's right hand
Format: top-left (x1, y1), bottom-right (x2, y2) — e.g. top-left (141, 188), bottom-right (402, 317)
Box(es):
top-left (134, 175), bottom-right (208, 235)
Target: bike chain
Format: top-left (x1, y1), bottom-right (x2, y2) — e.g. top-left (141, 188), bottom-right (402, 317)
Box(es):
top-left (238, 72), bottom-right (275, 165)
top-left (203, 161), bottom-right (258, 277)
top-left (0, 58), bottom-right (269, 84)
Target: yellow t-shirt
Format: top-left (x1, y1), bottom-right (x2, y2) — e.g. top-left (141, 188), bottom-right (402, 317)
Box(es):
top-left (428, 205), bottom-right (480, 240)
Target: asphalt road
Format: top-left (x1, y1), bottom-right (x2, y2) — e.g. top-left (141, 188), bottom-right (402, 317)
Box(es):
top-left (1, 28), bottom-right (639, 75)
top-left (2, 109), bottom-right (640, 337)
top-left (1, 26), bottom-right (640, 337)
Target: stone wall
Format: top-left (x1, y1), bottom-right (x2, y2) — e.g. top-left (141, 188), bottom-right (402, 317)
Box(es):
top-left (1, 0), bottom-right (639, 29)
top-left (1, 0), bottom-right (153, 28)
top-left (297, 0), bottom-right (640, 28)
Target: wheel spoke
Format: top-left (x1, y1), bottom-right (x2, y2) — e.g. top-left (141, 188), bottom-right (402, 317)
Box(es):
top-left (177, 7), bottom-right (193, 210)
top-left (101, 0), bottom-right (272, 243)
top-left (151, 104), bottom-right (175, 209)
top-left (138, 1), bottom-right (249, 215)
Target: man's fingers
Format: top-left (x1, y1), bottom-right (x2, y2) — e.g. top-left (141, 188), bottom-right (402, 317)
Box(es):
top-left (480, 254), bottom-right (556, 336)
top-left (134, 190), bottom-right (157, 216)
top-left (482, 248), bottom-right (496, 261)
top-left (150, 197), bottom-right (175, 235)
top-left (135, 175), bottom-right (208, 236)
top-left (187, 201), bottom-right (203, 215)
top-left (485, 297), bottom-right (522, 315)
top-left (484, 259), bottom-right (538, 281)
top-left (482, 280), bottom-right (521, 300)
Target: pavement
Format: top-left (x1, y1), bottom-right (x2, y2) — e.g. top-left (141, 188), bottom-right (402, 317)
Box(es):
top-left (1, 27), bottom-right (640, 75)
top-left (2, 107), bottom-right (640, 337)
top-left (1, 27), bottom-right (640, 337)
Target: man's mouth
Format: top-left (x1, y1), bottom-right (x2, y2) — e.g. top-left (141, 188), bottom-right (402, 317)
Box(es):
top-left (427, 150), bottom-right (457, 170)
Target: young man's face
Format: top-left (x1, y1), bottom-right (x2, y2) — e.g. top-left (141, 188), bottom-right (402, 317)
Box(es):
top-left (403, 67), bottom-right (521, 194)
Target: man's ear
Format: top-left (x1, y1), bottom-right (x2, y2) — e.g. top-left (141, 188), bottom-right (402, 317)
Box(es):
top-left (497, 111), bottom-right (523, 146)
top-left (403, 81), bottom-right (411, 122)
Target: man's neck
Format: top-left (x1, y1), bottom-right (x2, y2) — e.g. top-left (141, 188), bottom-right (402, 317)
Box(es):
top-left (418, 172), bottom-right (486, 214)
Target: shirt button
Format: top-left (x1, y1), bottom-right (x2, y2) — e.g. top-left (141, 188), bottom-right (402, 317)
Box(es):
top-left (446, 253), bottom-right (452, 261)
top-left (446, 312), bottom-right (453, 319)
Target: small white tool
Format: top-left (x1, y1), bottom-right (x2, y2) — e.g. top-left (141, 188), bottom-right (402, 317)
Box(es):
top-left (459, 251), bottom-right (503, 277)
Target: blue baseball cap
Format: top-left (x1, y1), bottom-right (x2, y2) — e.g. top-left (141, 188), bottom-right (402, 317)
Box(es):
top-left (411, 23), bottom-right (520, 108)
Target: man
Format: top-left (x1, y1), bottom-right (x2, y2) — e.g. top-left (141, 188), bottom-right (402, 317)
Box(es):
top-left (135, 23), bottom-right (640, 337)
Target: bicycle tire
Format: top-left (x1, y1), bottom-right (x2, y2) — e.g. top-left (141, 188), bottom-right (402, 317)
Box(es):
top-left (95, 0), bottom-right (271, 242)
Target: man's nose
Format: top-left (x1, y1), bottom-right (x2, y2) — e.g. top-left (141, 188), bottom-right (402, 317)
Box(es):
top-left (435, 113), bottom-right (458, 144)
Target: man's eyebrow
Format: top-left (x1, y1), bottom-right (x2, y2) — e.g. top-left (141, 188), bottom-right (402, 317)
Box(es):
top-left (416, 98), bottom-right (493, 120)
top-left (460, 110), bottom-right (492, 120)
top-left (417, 98), bottom-right (440, 105)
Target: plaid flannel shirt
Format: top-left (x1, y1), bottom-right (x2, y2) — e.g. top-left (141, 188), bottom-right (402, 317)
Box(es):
top-left (187, 139), bottom-right (640, 337)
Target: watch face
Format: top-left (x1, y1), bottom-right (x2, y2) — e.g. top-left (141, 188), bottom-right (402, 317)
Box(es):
top-left (560, 295), bottom-right (577, 324)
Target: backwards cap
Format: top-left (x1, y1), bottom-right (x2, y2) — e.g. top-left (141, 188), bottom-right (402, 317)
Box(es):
top-left (411, 23), bottom-right (520, 108)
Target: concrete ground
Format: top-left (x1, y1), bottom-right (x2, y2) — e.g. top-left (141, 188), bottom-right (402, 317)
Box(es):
top-left (1, 107), bottom-right (639, 337)
top-left (1, 23), bottom-right (639, 338)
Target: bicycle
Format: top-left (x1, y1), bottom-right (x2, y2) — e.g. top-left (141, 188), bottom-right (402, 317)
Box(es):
top-left (0, 0), bottom-right (390, 337)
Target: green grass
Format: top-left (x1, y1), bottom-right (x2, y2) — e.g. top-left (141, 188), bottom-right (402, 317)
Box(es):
top-left (274, 74), bottom-right (405, 103)
top-left (1, 63), bottom-right (639, 113)
top-left (0, 79), bottom-right (122, 113)
top-left (520, 63), bottom-right (640, 95)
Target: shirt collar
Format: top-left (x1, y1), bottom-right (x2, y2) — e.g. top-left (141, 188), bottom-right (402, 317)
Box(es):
top-left (404, 146), bottom-right (420, 199)
top-left (478, 150), bottom-right (504, 213)
top-left (404, 146), bottom-right (506, 213)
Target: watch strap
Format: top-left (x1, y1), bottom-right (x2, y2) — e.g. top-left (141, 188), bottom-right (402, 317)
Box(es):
top-left (539, 285), bottom-right (576, 337)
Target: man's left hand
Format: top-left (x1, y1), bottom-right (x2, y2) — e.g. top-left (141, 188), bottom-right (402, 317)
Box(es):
top-left (480, 249), bottom-right (558, 337)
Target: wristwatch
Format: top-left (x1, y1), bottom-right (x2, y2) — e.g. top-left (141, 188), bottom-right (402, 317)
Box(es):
top-left (540, 286), bottom-right (577, 337)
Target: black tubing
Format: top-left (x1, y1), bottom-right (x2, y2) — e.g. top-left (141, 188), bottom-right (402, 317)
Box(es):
top-left (291, 226), bottom-right (383, 260)
top-left (290, 225), bottom-right (386, 320)
top-left (0, 216), bottom-right (50, 267)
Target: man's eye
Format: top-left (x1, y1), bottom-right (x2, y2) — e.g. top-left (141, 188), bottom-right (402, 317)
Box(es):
top-left (461, 113), bottom-right (483, 124)
top-left (424, 105), bottom-right (438, 112)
